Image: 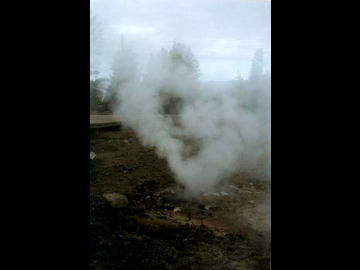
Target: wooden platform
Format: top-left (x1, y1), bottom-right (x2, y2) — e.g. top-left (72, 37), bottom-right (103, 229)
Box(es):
top-left (90, 115), bottom-right (121, 130)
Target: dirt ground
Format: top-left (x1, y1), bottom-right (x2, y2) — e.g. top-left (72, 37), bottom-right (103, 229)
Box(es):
top-left (90, 127), bottom-right (271, 270)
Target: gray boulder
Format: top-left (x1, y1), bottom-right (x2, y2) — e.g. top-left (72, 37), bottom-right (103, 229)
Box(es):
top-left (103, 193), bottom-right (128, 209)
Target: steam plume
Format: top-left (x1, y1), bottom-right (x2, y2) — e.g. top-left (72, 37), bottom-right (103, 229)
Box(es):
top-left (114, 43), bottom-right (270, 195)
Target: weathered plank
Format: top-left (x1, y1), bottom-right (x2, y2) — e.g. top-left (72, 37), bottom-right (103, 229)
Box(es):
top-left (90, 115), bottom-right (121, 129)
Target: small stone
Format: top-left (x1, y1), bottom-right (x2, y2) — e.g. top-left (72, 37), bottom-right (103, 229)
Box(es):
top-left (90, 152), bottom-right (96, 160)
top-left (173, 207), bottom-right (181, 212)
top-left (103, 193), bottom-right (128, 209)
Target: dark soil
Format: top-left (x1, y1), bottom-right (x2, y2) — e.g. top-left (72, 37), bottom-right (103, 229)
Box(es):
top-left (90, 128), bottom-right (271, 270)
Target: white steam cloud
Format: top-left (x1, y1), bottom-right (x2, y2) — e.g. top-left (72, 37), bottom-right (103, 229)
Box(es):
top-left (113, 43), bottom-right (270, 195)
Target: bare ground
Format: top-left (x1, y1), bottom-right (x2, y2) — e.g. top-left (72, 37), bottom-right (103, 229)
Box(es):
top-left (90, 127), bottom-right (271, 270)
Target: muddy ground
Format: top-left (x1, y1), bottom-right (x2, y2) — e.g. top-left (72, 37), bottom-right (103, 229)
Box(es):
top-left (90, 127), bottom-right (271, 270)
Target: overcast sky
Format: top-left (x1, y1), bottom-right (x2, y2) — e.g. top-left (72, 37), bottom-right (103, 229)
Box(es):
top-left (90, 0), bottom-right (271, 81)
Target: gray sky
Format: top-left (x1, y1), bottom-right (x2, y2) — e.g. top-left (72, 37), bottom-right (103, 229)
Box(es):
top-left (90, 0), bottom-right (271, 81)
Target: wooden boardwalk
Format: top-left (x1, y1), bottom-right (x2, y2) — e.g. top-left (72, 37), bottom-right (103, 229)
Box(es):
top-left (90, 115), bottom-right (121, 130)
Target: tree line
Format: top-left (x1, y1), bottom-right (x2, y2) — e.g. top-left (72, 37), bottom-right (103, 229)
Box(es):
top-left (90, 12), bottom-right (270, 113)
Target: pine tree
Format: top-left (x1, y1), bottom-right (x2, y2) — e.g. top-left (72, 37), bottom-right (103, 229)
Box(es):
top-left (249, 48), bottom-right (264, 82)
top-left (104, 37), bottom-right (139, 111)
top-left (168, 41), bottom-right (200, 80)
top-left (90, 11), bottom-right (102, 79)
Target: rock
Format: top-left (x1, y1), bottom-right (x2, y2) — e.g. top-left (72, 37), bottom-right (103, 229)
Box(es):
top-left (103, 193), bottom-right (128, 209)
top-left (90, 152), bottom-right (96, 160)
